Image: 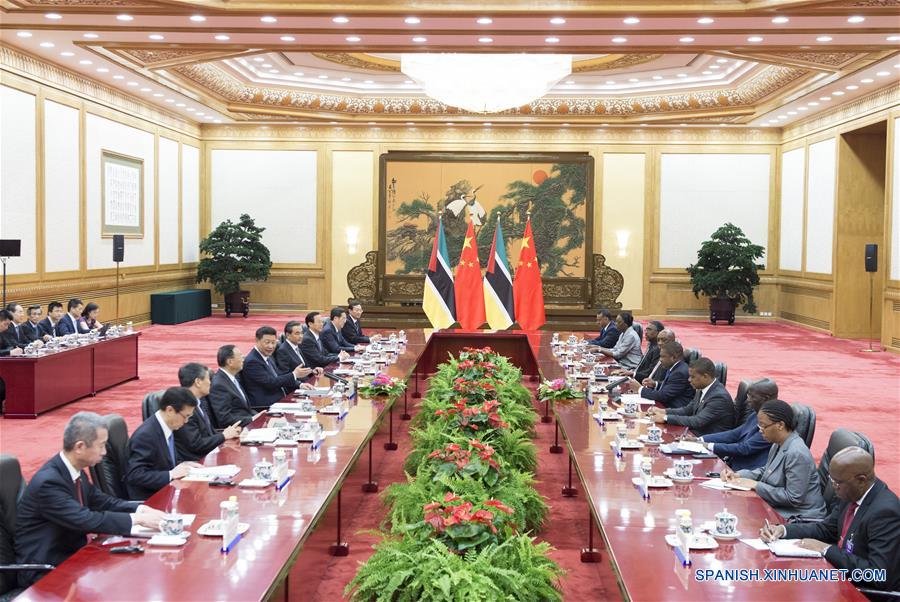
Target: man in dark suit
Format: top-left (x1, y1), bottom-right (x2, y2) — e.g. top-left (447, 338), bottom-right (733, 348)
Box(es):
top-left (322, 308), bottom-right (356, 354)
top-left (342, 299), bottom-right (377, 345)
top-left (700, 378), bottom-right (775, 471)
top-left (15, 412), bottom-right (163, 587)
top-left (275, 320), bottom-right (313, 374)
top-left (648, 357), bottom-right (735, 436)
top-left (173, 363), bottom-right (242, 462)
top-left (0, 310), bottom-right (23, 357)
top-left (588, 309), bottom-right (621, 348)
top-left (242, 326), bottom-right (313, 410)
top-left (301, 312), bottom-right (349, 369)
top-left (613, 320), bottom-right (663, 383)
top-left (21, 305), bottom-right (44, 344)
top-left (3, 303), bottom-right (43, 350)
top-left (124, 387), bottom-right (200, 500)
top-left (208, 345), bottom-right (260, 428)
top-left (37, 301), bottom-right (64, 340)
top-left (56, 298), bottom-right (86, 336)
top-left (762, 447), bottom-right (900, 592)
top-left (633, 341), bottom-right (694, 408)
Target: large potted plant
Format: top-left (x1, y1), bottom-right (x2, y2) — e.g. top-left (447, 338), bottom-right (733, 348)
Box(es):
top-left (687, 222), bottom-right (765, 325)
top-left (196, 213), bottom-right (272, 318)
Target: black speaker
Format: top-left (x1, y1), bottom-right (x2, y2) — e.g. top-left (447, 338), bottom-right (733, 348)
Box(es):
top-left (0, 240), bottom-right (21, 257)
top-left (865, 243), bottom-right (878, 273)
top-left (113, 235), bottom-right (125, 263)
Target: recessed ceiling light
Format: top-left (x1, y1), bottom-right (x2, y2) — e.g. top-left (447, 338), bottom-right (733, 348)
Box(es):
top-left (196, 112), bottom-right (205, 116)
top-left (709, 65), bottom-right (721, 69)
top-left (96, 67), bottom-right (109, 72)
top-left (190, 15), bottom-right (205, 22)
top-left (214, 34), bottom-right (230, 41)
top-left (17, 31), bottom-right (32, 38)
top-left (777, 115), bottom-right (787, 120)
top-left (126, 81), bottom-right (138, 86)
top-left (860, 78), bottom-right (874, 83)
top-left (280, 36), bottom-right (295, 42)
top-left (186, 107), bottom-right (196, 112)
top-left (771, 16), bottom-right (789, 24)
top-left (260, 16), bottom-right (277, 23)
top-left (149, 34), bottom-right (165, 40)
top-left (78, 59), bottom-right (92, 65)
top-left (847, 15), bottom-right (865, 23)
top-left (832, 90), bottom-right (844, 96)
top-left (294, 71), bottom-right (305, 76)
top-left (565, 80), bottom-right (575, 84)
top-left (816, 36), bottom-right (833, 42)
top-left (45, 12), bottom-right (62, 19)
top-left (405, 16), bottom-right (420, 24)
top-left (116, 14), bottom-right (133, 21)
top-left (652, 75), bottom-right (663, 80)
top-left (876, 71), bottom-right (891, 76)
top-left (83, 33), bottom-right (99, 39)
top-left (549, 17), bottom-right (566, 25)
top-left (476, 17), bottom-right (493, 25)
top-left (797, 106), bottom-right (808, 111)
top-left (153, 93), bottom-right (163, 97)
top-left (346, 36), bottom-right (361, 42)
top-left (332, 16), bottom-right (349, 24)
top-left (702, 70), bottom-right (713, 75)
top-left (412, 36), bottom-right (427, 43)
top-left (623, 17), bottom-right (640, 25)
top-left (605, 80), bottom-right (616, 84)
top-left (175, 102), bottom-right (185, 106)
top-left (164, 99), bottom-right (175, 103)
top-left (268, 69), bottom-right (279, 74)
top-left (214, 120), bottom-right (222, 123)
top-left (679, 37), bottom-right (694, 43)
top-left (888, 36), bottom-right (900, 42)
top-left (140, 87), bottom-right (151, 92)
top-left (676, 73), bottom-right (688, 77)
top-left (404, 79), bottom-right (414, 84)
top-left (747, 36), bottom-right (764, 43)
top-left (253, 57), bottom-right (265, 62)
top-left (612, 36), bottom-right (627, 43)
top-left (341, 76), bottom-right (352, 81)
top-left (561, 122), bottom-right (569, 126)
top-left (113, 75), bottom-right (124, 79)
top-left (807, 101), bottom-right (819, 106)
top-left (628, 78), bottom-right (639, 82)
top-left (479, 37), bottom-right (493, 43)
top-left (716, 58), bottom-right (728, 64)
top-left (697, 17), bottom-right (714, 24)
top-left (545, 37), bottom-right (560, 43)
top-left (39, 42), bottom-right (54, 48)
top-left (787, 111), bottom-right (797, 115)
top-left (318, 74), bottom-right (329, 79)
top-left (446, 121), bottom-right (454, 125)
top-left (363, 79), bottom-right (373, 83)
top-left (60, 51), bottom-right (74, 56)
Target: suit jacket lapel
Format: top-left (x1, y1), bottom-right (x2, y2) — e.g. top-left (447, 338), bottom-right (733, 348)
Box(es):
top-left (845, 480), bottom-right (883, 538)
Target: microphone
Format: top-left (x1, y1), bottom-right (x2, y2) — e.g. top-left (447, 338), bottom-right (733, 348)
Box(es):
top-left (324, 371), bottom-right (349, 384)
top-left (603, 377), bottom-right (630, 392)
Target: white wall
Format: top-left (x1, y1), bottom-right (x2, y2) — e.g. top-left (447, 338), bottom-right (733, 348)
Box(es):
top-left (44, 100), bottom-right (81, 273)
top-left (0, 86), bottom-right (37, 275)
top-left (805, 138), bottom-right (837, 274)
top-left (601, 153), bottom-right (645, 308)
top-left (85, 113), bottom-right (155, 269)
top-left (158, 137), bottom-right (180, 265)
top-left (659, 153), bottom-right (771, 269)
top-left (331, 150), bottom-right (374, 304)
top-left (182, 144), bottom-right (200, 264)
top-left (779, 147), bottom-right (806, 272)
top-left (210, 149), bottom-right (318, 264)
top-left (891, 118), bottom-right (900, 281)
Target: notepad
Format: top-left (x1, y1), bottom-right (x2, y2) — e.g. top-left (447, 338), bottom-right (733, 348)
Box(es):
top-left (187, 465), bottom-right (240, 479)
top-left (240, 428), bottom-right (279, 443)
top-left (740, 538), bottom-right (822, 558)
top-left (699, 478), bottom-right (752, 492)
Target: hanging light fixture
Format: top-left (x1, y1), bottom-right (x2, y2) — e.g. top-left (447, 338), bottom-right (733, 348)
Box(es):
top-left (400, 53), bottom-right (572, 113)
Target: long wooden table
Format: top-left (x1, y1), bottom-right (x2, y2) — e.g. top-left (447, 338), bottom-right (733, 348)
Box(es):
top-left (0, 333), bottom-right (140, 418)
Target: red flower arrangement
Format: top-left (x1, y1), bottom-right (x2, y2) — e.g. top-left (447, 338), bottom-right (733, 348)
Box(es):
top-left (422, 492), bottom-right (515, 552)
top-left (434, 399), bottom-right (509, 436)
top-left (426, 439), bottom-right (501, 486)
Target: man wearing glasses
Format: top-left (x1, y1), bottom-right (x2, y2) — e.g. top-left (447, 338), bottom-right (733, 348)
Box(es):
top-left (125, 387), bottom-right (202, 500)
top-left (761, 446), bottom-right (900, 593)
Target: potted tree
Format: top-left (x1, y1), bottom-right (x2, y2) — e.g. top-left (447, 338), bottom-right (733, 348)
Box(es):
top-left (687, 223), bottom-right (765, 325)
top-left (196, 213), bottom-right (272, 318)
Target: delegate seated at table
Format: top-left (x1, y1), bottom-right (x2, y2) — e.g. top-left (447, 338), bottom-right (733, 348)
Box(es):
top-left (699, 378), bottom-right (776, 471)
top-left (595, 311), bottom-right (643, 371)
top-left (629, 341), bottom-right (694, 408)
top-left (647, 357), bottom-right (735, 436)
top-left (173, 363), bottom-right (241, 462)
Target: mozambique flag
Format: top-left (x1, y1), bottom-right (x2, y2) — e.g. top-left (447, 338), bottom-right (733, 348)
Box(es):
top-left (483, 220), bottom-right (514, 329)
top-left (513, 216), bottom-right (546, 330)
top-left (422, 216), bottom-right (456, 329)
top-left (454, 221), bottom-right (486, 330)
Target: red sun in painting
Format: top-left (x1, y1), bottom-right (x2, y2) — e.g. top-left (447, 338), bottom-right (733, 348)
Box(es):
top-left (532, 170), bottom-right (548, 185)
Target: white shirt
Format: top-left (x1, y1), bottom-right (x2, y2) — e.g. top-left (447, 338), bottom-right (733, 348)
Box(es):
top-left (58, 451), bottom-right (80, 483)
top-left (154, 410), bottom-right (174, 441)
top-left (68, 313), bottom-right (79, 331)
top-left (698, 379), bottom-right (717, 404)
top-left (223, 370), bottom-right (248, 401)
top-left (854, 482), bottom-right (876, 511)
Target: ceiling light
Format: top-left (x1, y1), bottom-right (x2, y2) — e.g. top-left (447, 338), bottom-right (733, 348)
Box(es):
top-left (214, 34), bottom-right (230, 41)
top-left (612, 37), bottom-right (627, 43)
top-left (777, 115), bottom-right (787, 120)
top-left (565, 79), bottom-right (575, 84)
top-left (214, 120), bottom-right (222, 123)
top-left (39, 42), bottom-right (54, 48)
top-left (45, 13), bottom-right (62, 19)
top-left (341, 76), bottom-right (352, 81)
top-left (113, 75), bottom-right (124, 79)
top-left (60, 51), bottom-right (74, 56)
top-left (549, 17), bottom-right (566, 25)
top-left (83, 33), bottom-right (99, 39)
top-left (888, 36), bottom-right (900, 42)
top-left (261, 63), bottom-right (272, 68)
top-left (747, 36), bottom-right (763, 43)
top-left (797, 106), bottom-right (808, 111)
top-left (140, 87), bottom-right (151, 92)
top-left (280, 36), bottom-right (295, 42)
top-left (545, 37), bottom-right (560, 43)
top-left (676, 73), bottom-right (687, 77)
top-left (79, 59), bottom-right (92, 65)
top-left (412, 36), bottom-right (427, 43)
top-left (318, 74), bottom-right (329, 79)
top-left (149, 34), bottom-right (164, 40)
top-left (628, 78), bottom-right (639, 82)
top-left (405, 16), bottom-right (420, 24)
top-left (294, 71), bottom-right (305, 76)
top-left (253, 57), bottom-right (265, 62)
top-left (196, 112), bottom-right (205, 116)
top-left (185, 107), bottom-right (195, 112)
top-left (679, 37), bottom-right (694, 43)
top-left (116, 14), bottom-right (133, 21)
top-left (363, 79), bottom-right (373, 83)
top-left (716, 58), bottom-right (728, 64)
top-left (96, 67), bottom-right (109, 72)
top-left (476, 17), bottom-right (493, 25)
top-left (702, 70), bottom-right (713, 75)
top-left (175, 102), bottom-right (185, 106)
top-left (832, 90), bottom-right (844, 95)
top-left (345, 36), bottom-right (361, 42)
top-left (816, 36), bottom-right (833, 42)
top-left (260, 16), bottom-right (277, 23)
top-left (623, 17), bottom-right (640, 25)
top-left (268, 69), bottom-right (279, 74)
top-left (710, 65), bottom-right (721, 69)
top-left (820, 96), bottom-right (831, 101)
top-left (332, 16), bottom-right (349, 24)
top-left (605, 80), bottom-right (616, 84)
top-left (127, 81), bottom-right (138, 86)
top-left (877, 71), bottom-right (890, 76)
top-left (153, 93), bottom-right (163, 97)
top-left (771, 16), bottom-right (789, 24)
top-left (446, 121), bottom-right (454, 125)
top-left (847, 15), bottom-right (865, 23)
top-left (860, 78), bottom-right (874, 83)
top-left (787, 111), bottom-right (797, 115)
top-left (190, 15), bottom-right (205, 22)
top-left (652, 75), bottom-right (663, 80)
top-left (697, 17), bottom-right (714, 24)
top-left (479, 37), bottom-right (493, 43)
top-left (807, 101), bottom-right (819, 106)
top-left (561, 123), bottom-right (569, 126)
top-left (17, 31), bottom-right (32, 38)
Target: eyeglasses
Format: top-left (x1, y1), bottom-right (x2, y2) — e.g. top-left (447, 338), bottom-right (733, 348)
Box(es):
top-left (177, 411), bottom-right (194, 422)
top-left (829, 474), bottom-right (866, 488)
top-left (757, 421), bottom-right (778, 432)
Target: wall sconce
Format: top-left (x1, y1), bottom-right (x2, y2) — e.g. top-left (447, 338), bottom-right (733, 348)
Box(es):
top-left (345, 226), bottom-right (359, 254)
top-left (615, 230), bottom-right (630, 258)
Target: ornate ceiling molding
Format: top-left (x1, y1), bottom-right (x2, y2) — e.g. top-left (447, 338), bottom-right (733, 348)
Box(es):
top-left (782, 84), bottom-right (900, 141)
top-left (113, 47), bottom-right (257, 69)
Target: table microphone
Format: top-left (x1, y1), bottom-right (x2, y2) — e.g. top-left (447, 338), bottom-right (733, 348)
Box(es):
top-left (324, 371), bottom-right (349, 384)
top-left (604, 377), bottom-right (629, 392)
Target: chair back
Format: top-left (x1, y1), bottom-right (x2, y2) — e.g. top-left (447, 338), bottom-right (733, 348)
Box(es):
top-left (713, 361), bottom-right (728, 387)
top-left (818, 428), bottom-right (876, 511)
top-left (791, 403), bottom-right (816, 448)
top-left (683, 348), bottom-right (701, 364)
top-left (141, 390), bottom-right (164, 421)
top-left (631, 323), bottom-right (643, 342)
top-left (90, 415), bottom-right (129, 499)
top-left (0, 455), bottom-right (26, 595)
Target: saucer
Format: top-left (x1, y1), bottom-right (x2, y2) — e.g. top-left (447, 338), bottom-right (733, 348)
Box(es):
top-left (632, 476), bottom-right (673, 488)
top-left (664, 468), bottom-right (695, 483)
top-left (638, 435), bottom-right (662, 446)
top-left (712, 530), bottom-right (742, 540)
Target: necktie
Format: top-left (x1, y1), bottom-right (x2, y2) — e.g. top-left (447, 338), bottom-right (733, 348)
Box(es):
top-left (292, 345), bottom-right (305, 366)
top-left (232, 376), bottom-right (247, 403)
top-left (264, 356), bottom-right (277, 375)
top-left (196, 402), bottom-right (210, 433)
top-left (658, 369), bottom-right (670, 390)
top-left (167, 433), bottom-right (176, 466)
top-left (838, 502), bottom-right (859, 548)
top-left (74, 476), bottom-right (84, 506)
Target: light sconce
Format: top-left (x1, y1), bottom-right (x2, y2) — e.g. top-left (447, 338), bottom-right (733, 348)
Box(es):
top-left (615, 230), bottom-right (630, 257)
top-left (345, 226), bottom-right (360, 254)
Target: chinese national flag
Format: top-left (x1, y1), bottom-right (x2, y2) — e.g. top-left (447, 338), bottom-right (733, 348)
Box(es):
top-left (454, 221), bottom-right (486, 330)
top-left (513, 217), bottom-right (546, 330)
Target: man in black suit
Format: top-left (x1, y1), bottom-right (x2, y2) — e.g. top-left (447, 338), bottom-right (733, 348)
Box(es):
top-left (275, 320), bottom-right (312, 374)
top-left (762, 447), bottom-right (900, 592)
top-left (124, 387), bottom-right (201, 500)
top-left (56, 298), bottom-right (86, 336)
top-left (38, 301), bottom-right (64, 340)
top-left (342, 299), bottom-right (378, 345)
top-left (15, 412), bottom-right (163, 587)
top-left (208, 345), bottom-right (262, 428)
top-left (588, 309), bottom-right (621, 348)
top-left (633, 341), bottom-right (694, 408)
top-left (242, 326), bottom-right (313, 410)
top-left (3, 303), bottom-right (42, 350)
top-left (173, 363), bottom-right (242, 462)
top-left (301, 312), bottom-right (349, 369)
top-left (648, 357), bottom-right (735, 436)
top-left (322, 308), bottom-right (356, 354)
top-left (21, 305), bottom-right (44, 344)
top-left (0, 310), bottom-right (23, 357)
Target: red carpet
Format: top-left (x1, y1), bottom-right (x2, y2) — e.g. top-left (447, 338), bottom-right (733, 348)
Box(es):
top-left (1, 315), bottom-right (898, 601)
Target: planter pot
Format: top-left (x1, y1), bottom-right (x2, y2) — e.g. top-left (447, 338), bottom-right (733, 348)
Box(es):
top-left (709, 297), bottom-right (737, 325)
top-left (224, 290), bottom-right (250, 318)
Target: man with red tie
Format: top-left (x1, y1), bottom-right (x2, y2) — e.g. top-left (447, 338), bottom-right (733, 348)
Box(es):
top-left (761, 446), bottom-right (900, 593)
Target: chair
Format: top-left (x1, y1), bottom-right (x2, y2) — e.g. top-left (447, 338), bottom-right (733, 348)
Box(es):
top-left (141, 390), bottom-right (165, 421)
top-left (791, 403), bottom-right (816, 449)
top-left (733, 379), bottom-right (764, 423)
top-left (0, 455), bottom-right (53, 597)
top-left (631, 323), bottom-right (643, 342)
top-left (90, 415), bottom-right (130, 499)
top-left (817, 428), bottom-right (875, 511)
top-left (713, 361), bottom-right (728, 387)
top-left (683, 348), bottom-right (701, 364)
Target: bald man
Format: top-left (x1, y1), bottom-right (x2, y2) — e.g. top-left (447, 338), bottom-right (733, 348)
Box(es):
top-left (761, 447), bottom-right (900, 592)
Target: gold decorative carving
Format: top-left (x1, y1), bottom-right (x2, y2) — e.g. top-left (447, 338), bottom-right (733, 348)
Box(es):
top-left (591, 254), bottom-right (624, 310)
top-left (571, 54), bottom-right (662, 73)
top-left (754, 52), bottom-right (860, 68)
top-left (311, 53), bottom-right (401, 72)
top-left (386, 278), bottom-right (423, 298)
top-left (542, 282), bottom-right (586, 300)
top-left (782, 85), bottom-right (900, 142)
top-left (347, 250), bottom-right (378, 303)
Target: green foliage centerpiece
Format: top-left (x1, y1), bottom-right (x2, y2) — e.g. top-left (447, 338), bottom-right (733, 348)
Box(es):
top-left (357, 372), bottom-right (407, 398)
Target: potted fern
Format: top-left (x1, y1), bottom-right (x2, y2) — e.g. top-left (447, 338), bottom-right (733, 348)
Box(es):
top-left (196, 214), bottom-right (272, 318)
top-left (686, 223), bottom-right (765, 325)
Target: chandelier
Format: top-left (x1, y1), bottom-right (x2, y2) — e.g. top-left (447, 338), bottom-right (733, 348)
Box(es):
top-left (400, 53), bottom-right (572, 114)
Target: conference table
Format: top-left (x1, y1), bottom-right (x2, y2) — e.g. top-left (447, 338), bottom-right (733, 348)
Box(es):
top-left (0, 332), bottom-right (140, 418)
top-left (19, 329), bottom-right (865, 601)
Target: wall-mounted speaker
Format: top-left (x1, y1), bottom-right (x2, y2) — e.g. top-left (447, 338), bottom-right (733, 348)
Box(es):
top-left (0, 240), bottom-right (21, 257)
top-left (865, 243), bottom-right (878, 273)
top-left (113, 234), bottom-right (125, 263)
